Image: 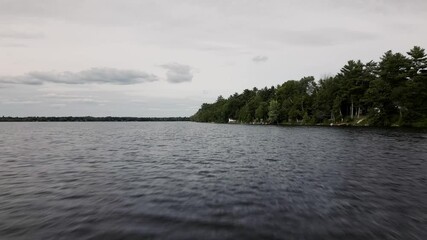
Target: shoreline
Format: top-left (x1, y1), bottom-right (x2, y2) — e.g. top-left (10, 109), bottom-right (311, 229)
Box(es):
top-left (202, 121), bottom-right (427, 128)
top-left (1, 117), bottom-right (425, 128)
top-left (0, 116), bottom-right (191, 122)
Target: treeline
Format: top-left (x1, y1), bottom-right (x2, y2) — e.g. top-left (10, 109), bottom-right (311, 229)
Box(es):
top-left (0, 116), bottom-right (191, 122)
top-left (192, 46), bottom-right (427, 127)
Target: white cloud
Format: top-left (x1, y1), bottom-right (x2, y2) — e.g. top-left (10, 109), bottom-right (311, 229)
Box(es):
top-left (160, 63), bottom-right (193, 83)
top-left (0, 30), bottom-right (44, 39)
top-left (1, 100), bottom-right (41, 105)
top-left (252, 55), bottom-right (268, 63)
top-left (0, 68), bottom-right (159, 85)
top-left (274, 28), bottom-right (378, 47)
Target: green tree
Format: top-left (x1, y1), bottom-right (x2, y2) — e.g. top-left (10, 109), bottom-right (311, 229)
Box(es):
top-left (255, 102), bottom-right (269, 122)
top-left (268, 100), bottom-right (280, 124)
top-left (192, 46), bottom-right (427, 127)
top-left (406, 46), bottom-right (427, 124)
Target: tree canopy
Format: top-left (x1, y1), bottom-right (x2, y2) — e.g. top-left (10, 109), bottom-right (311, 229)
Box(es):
top-left (192, 46), bottom-right (427, 127)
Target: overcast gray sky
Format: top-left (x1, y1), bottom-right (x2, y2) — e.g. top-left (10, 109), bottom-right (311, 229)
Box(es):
top-left (1, 0), bottom-right (426, 117)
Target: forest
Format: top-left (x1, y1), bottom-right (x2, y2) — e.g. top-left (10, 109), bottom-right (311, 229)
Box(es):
top-left (192, 46), bottom-right (427, 127)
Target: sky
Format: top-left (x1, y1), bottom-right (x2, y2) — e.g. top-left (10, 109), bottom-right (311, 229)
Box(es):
top-left (1, 0), bottom-right (426, 117)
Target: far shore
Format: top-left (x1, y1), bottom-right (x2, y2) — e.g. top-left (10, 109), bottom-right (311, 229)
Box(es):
top-left (0, 116), bottom-right (191, 122)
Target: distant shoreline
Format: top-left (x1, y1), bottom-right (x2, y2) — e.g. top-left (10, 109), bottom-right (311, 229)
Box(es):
top-left (0, 116), bottom-right (191, 122)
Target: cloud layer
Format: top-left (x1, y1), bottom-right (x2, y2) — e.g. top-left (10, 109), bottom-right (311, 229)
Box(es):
top-left (0, 30), bottom-right (44, 39)
top-left (160, 63), bottom-right (193, 83)
top-left (276, 28), bottom-right (378, 47)
top-left (1, 0), bottom-right (426, 117)
top-left (0, 68), bottom-right (159, 85)
top-left (252, 55), bottom-right (268, 63)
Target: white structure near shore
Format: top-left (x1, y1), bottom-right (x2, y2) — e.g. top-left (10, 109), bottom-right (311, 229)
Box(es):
top-left (228, 118), bottom-right (237, 123)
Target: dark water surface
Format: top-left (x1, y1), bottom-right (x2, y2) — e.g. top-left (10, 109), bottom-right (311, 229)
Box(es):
top-left (0, 122), bottom-right (426, 240)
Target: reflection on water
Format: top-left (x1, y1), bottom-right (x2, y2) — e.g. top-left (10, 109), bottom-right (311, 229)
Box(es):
top-left (0, 122), bottom-right (426, 239)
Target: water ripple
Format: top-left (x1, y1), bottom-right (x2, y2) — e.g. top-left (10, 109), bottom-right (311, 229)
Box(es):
top-left (0, 122), bottom-right (426, 239)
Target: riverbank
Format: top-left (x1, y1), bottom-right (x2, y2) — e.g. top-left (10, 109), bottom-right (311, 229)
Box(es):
top-left (216, 117), bottom-right (427, 128)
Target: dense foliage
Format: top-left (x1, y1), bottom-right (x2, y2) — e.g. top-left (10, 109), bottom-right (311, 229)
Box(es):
top-left (192, 46), bottom-right (427, 127)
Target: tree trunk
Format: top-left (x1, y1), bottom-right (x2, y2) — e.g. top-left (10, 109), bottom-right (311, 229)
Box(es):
top-left (350, 99), bottom-right (354, 119)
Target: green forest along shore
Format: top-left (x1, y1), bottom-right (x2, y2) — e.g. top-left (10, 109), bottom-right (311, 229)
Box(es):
top-left (191, 46), bottom-right (427, 127)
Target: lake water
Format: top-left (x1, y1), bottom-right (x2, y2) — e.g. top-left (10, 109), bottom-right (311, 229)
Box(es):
top-left (0, 122), bottom-right (426, 240)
